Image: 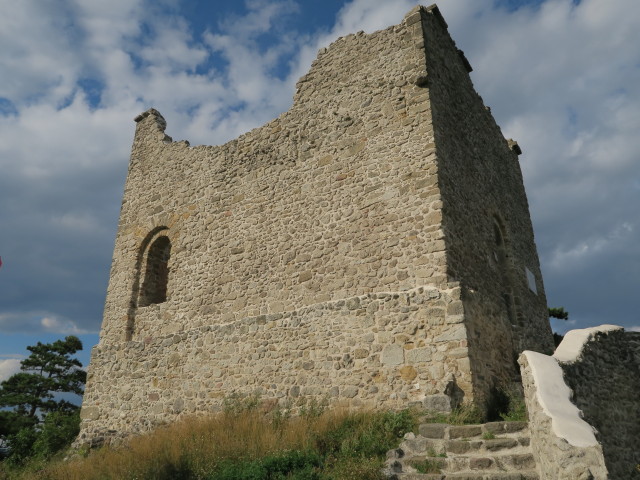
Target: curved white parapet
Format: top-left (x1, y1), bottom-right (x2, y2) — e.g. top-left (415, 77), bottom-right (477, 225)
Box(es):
top-left (553, 325), bottom-right (623, 363)
top-left (522, 350), bottom-right (598, 447)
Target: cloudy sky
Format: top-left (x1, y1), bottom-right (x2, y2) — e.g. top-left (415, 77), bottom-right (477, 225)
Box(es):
top-left (1, 0), bottom-right (638, 380)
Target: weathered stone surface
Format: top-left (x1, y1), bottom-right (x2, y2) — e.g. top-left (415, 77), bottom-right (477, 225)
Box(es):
top-left (353, 348), bottom-right (369, 359)
top-left (483, 438), bottom-right (518, 451)
top-left (386, 416), bottom-right (540, 479)
top-left (469, 457), bottom-right (492, 469)
top-left (423, 394), bottom-right (451, 413)
top-left (79, 406), bottom-right (99, 421)
top-left (558, 329), bottom-right (640, 480)
top-left (77, 4), bottom-right (553, 448)
top-left (484, 421), bottom-right (507, 434)
top-left (519, 352), bottom-right (608, 480)
top-left (449, 425), bottom-right (482, 439)
top-left (503, 421), bottom-right (527, 433)
top-left (399, 366), bottom-right (417, 381)
top-left (446, 440), bottom-right (471, 454)
top-left (381, 344), bottom-right (404, 366)
top-left (406, 347), bottom-right (432, 363)
top-left (418, 423), bottom-right (447, 439)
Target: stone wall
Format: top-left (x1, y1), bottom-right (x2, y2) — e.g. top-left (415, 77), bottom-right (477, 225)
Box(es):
top-left (78, 5), bottom-right (553, 445)
top-left (519, 351), bottom-right (608, 480)
top-left (559, 328), bottom-right (640, 479)
top-left (78, 286), bottom-right (471, 444)
top-left (99, 15), bottom-right (448, 346)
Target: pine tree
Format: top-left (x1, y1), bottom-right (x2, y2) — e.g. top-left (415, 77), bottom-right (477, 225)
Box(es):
top-left (0, 336), bottom-right (86, 461)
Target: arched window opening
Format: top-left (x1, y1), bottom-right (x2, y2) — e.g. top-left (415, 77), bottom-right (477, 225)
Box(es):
top-left (138, 235), bottom-right (171, 307)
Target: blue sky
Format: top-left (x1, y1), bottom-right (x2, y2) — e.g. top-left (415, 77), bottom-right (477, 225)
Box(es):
top-left (1, 0), bottom-right (639, 381)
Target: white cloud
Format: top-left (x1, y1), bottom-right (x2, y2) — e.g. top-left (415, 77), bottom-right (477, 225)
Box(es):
top-left (0, 358), bottom-right (22, 381)
top-left (0, 1), bottom-right (82, 105)
top-left (40, 316), bottom-right (87, 334)
top-left (0, 312), bottom-right (93, 335)
top-left (0, 0), bottom-right (639, 335)
top-left (330, 0), bottom-right (414, 34)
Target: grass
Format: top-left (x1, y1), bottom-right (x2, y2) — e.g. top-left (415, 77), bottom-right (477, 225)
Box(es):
top-left (425, 448), bottom-right (446, 458)
top-left (498, 395), bottom-right (527, 422)
top-left (0, 404), bottom-right (416, 480)
top-left (421, 403), bottom-right (484, 425)
top-left (486, 386), bottom-right (529, 423)
top-left (411, 458), bottom-right (443, 474)
top-left (420, 387), bottom-right (529, 427)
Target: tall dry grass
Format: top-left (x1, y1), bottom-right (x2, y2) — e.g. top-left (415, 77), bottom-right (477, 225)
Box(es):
top-left (34, 408), bottom-right (355, 480)
top-left (0, 401), bottom-right (416, 480)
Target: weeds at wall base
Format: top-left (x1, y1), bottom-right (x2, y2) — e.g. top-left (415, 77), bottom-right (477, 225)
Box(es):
top-left (421, 403), bottom-right (484, 425)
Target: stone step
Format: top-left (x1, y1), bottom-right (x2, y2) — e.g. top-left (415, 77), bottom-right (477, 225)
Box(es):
top-left (417, 421), bottom-right (528, 440)
top-left (385, 422), bottom-right (539, 480)
top-left (398, 433), bottom-right (531, 458)
top-left (390, 472), bottom-right (539, 480)
top-left (445, 436), bottom-right (530, 454)
top-left (405, 452), bottom-right (536, 473)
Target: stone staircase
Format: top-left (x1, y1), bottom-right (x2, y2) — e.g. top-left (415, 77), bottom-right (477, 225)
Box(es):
top-left (385, 420), bottom-right (539, 480)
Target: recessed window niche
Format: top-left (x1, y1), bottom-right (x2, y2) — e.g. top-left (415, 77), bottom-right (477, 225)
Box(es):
top-left (138, 234), bottom-right (171, 307)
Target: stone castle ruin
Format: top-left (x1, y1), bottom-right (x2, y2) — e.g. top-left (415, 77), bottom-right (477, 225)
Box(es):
top-left (77, 5), bottom-right (639, 478)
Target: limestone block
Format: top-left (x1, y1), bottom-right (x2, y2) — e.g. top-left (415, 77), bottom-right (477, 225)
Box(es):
top-left (423, 394), bottom-right (451, 414)
top-left (399, 365), bottom-right (417, 381)
top-left (354, 348), bottom-right (369, 359)
top-left (342, 386), bottom-right (358, 398)
top-left (406, 347), bottom-right (431, 363)
top-left (434, 326), bottom-right (467, 342)
top-left (80, 406), bottom-right (100, 421)
top-left (381, 344), bottom-right (404, 365)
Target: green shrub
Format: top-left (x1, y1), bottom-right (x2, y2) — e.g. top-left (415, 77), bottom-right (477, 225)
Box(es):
top-left (423, 404), bottom-right (484, 425)
top-left (4, 427), bottom-right (39, 466)
top-left (32, 411), bottom-right (81, 459)
top-left (411, 458), bottom-right (443, 474)
top-left (317, 410), bottom-right (415, 459)
top-left (486, 386), bottom-right (528, 422)
top-left (499, 396), bottom-right (527, 422)
top-left (211, 450), bottom-right (322, 480)
top-left (3, 410), bottom-right (80, 467)
top-left (222, 392), bottom-right (261, 416)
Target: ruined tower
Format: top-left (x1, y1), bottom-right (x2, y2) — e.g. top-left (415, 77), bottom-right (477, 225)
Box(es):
top-left (77, 5), bottom-right (554, 445)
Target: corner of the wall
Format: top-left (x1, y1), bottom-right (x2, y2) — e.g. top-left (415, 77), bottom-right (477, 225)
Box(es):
top-left (404, 5), bottom-right (474, 88)
top-left (423, 5), bottom-right (448, 29)
top-left (403, 4), bottom-right (450, 34)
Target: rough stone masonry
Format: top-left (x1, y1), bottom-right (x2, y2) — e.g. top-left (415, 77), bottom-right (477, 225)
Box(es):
top-left (77, 4), bottom-right (554, 446)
